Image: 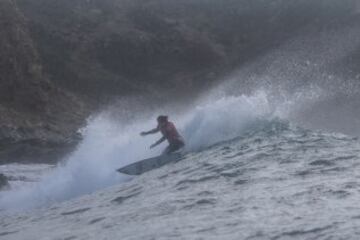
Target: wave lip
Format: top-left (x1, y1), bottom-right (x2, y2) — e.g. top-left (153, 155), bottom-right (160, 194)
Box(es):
top-left (1, 86), bottom-right (356, 211)
top-left (0, 91), bottom-right (273, 211)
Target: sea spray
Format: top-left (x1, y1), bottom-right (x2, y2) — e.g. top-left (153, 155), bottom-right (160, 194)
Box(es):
top-left (0, 91), bottom-right (273, 210)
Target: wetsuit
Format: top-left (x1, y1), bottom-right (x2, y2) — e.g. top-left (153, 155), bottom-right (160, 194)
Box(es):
top-left (158, 121), bottom-right (185, 154)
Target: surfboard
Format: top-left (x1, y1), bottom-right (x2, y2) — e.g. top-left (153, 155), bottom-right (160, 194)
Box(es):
top-left (117, 153), bottom-right (184, 175)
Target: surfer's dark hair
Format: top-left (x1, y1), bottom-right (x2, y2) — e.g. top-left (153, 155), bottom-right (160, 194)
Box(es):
top-left (157, 115), bottom-right (168, 122)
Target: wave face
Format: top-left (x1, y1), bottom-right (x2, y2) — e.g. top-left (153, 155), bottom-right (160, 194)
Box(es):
top-left (2, 118), bottom-right (360, 239)
top-left (1, 78), bottom-right (360, 213)
top-left (0, 91), bottom-right (273, 210)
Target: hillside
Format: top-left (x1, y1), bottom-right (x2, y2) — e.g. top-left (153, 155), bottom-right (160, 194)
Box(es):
top-left (16, 0), bottom-right (358, 101)
top-left (0, 0), bottom-right (359, 163)
top-left (0, 0), bottom-right (88, 163)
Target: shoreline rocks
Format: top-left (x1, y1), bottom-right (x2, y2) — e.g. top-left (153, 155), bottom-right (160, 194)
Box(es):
top-left (0, 173), bottom-right (9, 190)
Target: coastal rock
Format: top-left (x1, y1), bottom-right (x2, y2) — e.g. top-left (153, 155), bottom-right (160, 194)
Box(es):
top-left (0, 0), bottom-right (88, 163)
top-left (0, 174), bottom-right (9, 190)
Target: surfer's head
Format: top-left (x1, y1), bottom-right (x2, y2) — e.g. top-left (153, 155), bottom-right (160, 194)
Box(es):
top-left (157, 115), bottom-right (168, 125)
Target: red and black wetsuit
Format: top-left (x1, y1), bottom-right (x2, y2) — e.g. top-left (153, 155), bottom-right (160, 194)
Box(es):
top-left (158, 121), bottom-right (185, 153)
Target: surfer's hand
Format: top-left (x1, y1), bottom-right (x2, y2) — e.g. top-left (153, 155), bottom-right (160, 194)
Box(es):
top-left (150, 144), bottom-right (156, 149)
top-left (140, 132), bottom-right (147, 136)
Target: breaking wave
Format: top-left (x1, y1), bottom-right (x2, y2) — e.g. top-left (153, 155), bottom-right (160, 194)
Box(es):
top-left (0, 90), bottom-right (276, 210)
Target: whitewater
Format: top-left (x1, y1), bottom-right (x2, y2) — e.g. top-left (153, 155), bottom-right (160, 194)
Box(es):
top-left (1, 84), bottom-right (360, 239)
top-left (0, 91), bottom-right (272, 210)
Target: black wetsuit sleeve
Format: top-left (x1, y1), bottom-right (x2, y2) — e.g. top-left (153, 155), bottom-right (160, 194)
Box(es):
top-left (145, 127), bottom-right (160, 135)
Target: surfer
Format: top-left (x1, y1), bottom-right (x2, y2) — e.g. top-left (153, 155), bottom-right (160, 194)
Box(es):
top-left (140, 115), bottom-right (185, 154)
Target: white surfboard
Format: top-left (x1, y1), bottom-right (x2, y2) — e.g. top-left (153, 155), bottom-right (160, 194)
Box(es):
top-left (117, 153), bottom-right (184, 175)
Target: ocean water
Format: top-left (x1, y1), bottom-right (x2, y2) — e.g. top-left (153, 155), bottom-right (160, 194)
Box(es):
top-left (1, 117), bottom-right (360, 239)
top-left (2, 17), bottom-right (360, 236)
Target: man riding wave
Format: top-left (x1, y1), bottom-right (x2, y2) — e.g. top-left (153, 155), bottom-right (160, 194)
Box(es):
top-left (140, 115), bottom-right (185, 155)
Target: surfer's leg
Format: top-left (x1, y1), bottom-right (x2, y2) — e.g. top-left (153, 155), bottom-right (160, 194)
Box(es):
top-left (173, 141), bottom-right (185, 152)
top-left (162, 145), bottom-right (172, 155)
top-left (163, 142), bottom-right (184, 155)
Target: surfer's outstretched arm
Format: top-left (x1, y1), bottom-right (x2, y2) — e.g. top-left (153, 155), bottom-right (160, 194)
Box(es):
top-left (150, 136), bottom-right (166, 149)
top-left (140, 128), bottom-right (159, 136)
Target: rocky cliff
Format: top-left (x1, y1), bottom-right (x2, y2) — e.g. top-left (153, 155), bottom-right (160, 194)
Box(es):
top-left (15, 0), bottom-right (357, 102)
top-left (0, 0), bottom-right (358, 163)
top-left (0, 0), bottom-right (88, 163)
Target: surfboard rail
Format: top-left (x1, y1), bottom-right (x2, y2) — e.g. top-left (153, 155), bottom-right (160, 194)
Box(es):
top-left (117, 153), bottom-right (184, 175)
